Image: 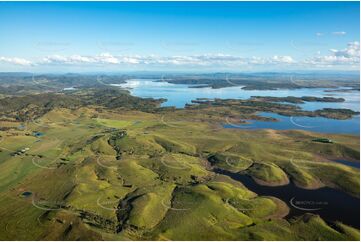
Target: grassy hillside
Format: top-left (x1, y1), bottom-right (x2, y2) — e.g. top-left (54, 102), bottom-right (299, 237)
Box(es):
top-left (0, 105), bottom-right (359, 240)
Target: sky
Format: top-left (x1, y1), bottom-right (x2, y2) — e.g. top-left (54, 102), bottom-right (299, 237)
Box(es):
top-left (0, 1), bottom-right (359, 72)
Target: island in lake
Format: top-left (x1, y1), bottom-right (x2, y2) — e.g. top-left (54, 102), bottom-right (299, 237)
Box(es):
top-left (0, 1), bottom-right (359, 241)
top-left (0, 72), bottom-right (359, 241)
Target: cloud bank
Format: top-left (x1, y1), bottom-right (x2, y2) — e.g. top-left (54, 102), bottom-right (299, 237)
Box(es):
top-left (0, 42), bottom-right (359, 70)
top-left (0, 57), bottom-right (33, 66)
top-left (305, 41), bottom-right (359, 66)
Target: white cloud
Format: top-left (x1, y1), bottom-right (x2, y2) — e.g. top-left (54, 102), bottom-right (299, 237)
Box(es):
top-left (41, 53), bottom-right (246, 66)
top-left (0, 57), bottom-right (32, 66)
top-left (316, 32), bottom-right (324, 37)
top-left (332, 31), bottom-right (347, 36)
top-left (330, 41), bottom-right (359, 58)
top-left (272, 55), bottom-right (295, 64)
top-left (1, 42), bottom-right (359, 70)
top-left (246, 56), bottom-right (294, 65)
top-left (305, 41), bottom-right (359, 66)
top-left (42, 53), bottom-right (123, 65)
top-left (40, 53), bottom-right (297, 67)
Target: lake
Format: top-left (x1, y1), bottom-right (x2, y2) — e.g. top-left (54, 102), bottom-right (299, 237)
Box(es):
top-left (214, 168), bottom-right (360, 228)
top-left (224, 112), bottom-right (360, 135)
top-left (112, 79), bottom-right (360, 135)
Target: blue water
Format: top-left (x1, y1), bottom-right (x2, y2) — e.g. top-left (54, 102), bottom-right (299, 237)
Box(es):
top-left (112, 79), bottom-right (360, 111)
top-left (214, 168), bottom-right (360, 228)
top-left (21, 191), bottom-right (32, 197)
top-left (223, 112), bottom-right (360, 135)
top-left (333, 159), bottom-right (360, 169)
top-left (32, 131), bottom-right (45, 137)
top-left (112, 79), bottom-right (360, 135)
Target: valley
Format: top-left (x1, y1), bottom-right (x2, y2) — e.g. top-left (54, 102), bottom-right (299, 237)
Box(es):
top-left (0, 87), bottom-right (359, 240)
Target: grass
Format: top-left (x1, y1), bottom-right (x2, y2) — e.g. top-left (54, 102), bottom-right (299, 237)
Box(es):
top-left (96, 118), bottom-right (133, 129)
top-left (152, 184), bottom-right (254, 240)
top-left (237, 214), bottom-right (360, 240)
top-left (246, 162), bottom-right (290, 186)
top-left (140, 153), bottom-right (210, 185)
top-left (0, 106), bottom-right (359, 240)
top-left (153, 136), bottom-right (197, 155)
top-left (126, 184), bottom-right (175, 229)
top-left (290, 213), bottom-right (360, 240)
top-left (208, 152), bottom-right (254, 172)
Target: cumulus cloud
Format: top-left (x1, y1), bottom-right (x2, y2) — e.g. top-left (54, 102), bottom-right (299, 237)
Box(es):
top-left (41, 53), bottom-right (244, 66)
top-left (332, 31), bottom-right (347, 36)
top-left (39, 53), bottom-right (296, 67)
top-left (272, 55), bottom-right (295, 64)
top-left (305, 41), bottom-right (359, 66)
top-left (1, 42), bottom-right (358, 70)
top-left (42, 53), bottom-right (122, 65)
top-left (330, 41), bottom-right (359, 58)
top-left (246, 56), bottom-right (295, 65)
top-left (0, 57), bottom-right (32, 66)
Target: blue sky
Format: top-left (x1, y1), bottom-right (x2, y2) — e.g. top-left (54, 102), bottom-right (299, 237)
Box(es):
top-left (0, 1), bottom-right (359, 72)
